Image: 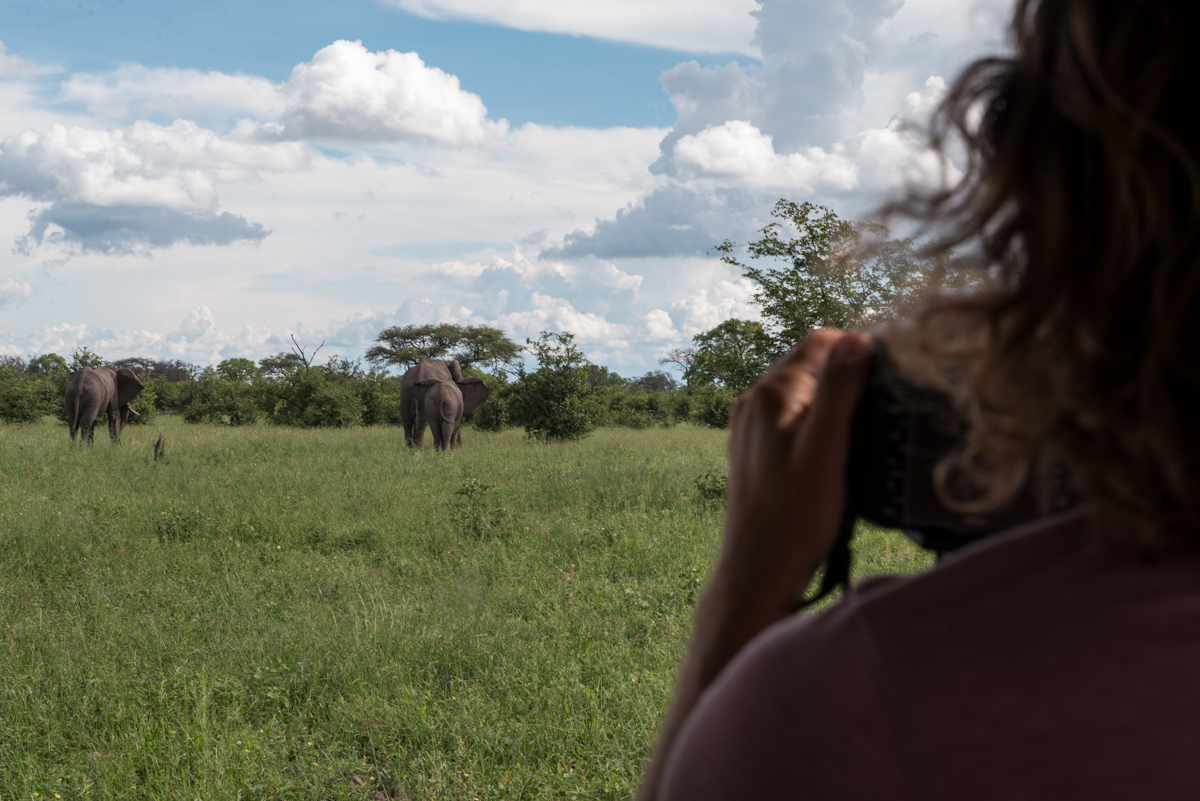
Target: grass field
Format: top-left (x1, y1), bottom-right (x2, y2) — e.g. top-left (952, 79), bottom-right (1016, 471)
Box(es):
top-left (0, 418), bottom-right (933, 800)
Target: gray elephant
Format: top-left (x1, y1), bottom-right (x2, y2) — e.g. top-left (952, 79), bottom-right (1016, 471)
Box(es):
top-left (400, 359), bottom-right (489, 448)
top-left (64, 366), bottom-right (144, 444)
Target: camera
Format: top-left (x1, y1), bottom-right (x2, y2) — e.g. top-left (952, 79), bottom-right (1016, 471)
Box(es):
top-left (843, 344), bottom-right (1076, 554)
top-left (795, 342), bottom-right (1076, 609)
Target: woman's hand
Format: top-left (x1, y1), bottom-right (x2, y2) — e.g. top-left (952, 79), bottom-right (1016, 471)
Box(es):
top-left (636, 328), bottom-right (872, 801)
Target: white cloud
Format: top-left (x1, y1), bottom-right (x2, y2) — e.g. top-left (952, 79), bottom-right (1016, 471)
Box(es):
top-left (55, 41), bottom-right (508, 147)
top-left (496, 292), bottom-right (630, 348)
top-left (60, 65), bottom-right (283, 121)
top-left (0, 120), bottom-right (307, 253)
top-left (0, 121), bottom-right (308, 211)
top-left (554, 0), bottom-right (1002, 260)
top-left (670, 278), bottom-right (760, 337)
top-left (672, 120), bottom-right (858, 191)
top-left (643, 309), bottom-right (679, 340)
top-left (0, 278), bottom-right (34, 310)
top-left (0, 40), bottom-right (57, 77)
top-left (280, 40), bottom-right (507, 145)
top-left (385, 0), bottom-right (759, 55)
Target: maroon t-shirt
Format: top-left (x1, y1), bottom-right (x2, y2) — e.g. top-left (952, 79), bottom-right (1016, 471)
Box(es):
top-left (659, 512), bottom-right (1200, 799)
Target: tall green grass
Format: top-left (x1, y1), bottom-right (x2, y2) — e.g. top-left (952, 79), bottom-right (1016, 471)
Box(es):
top-left (0, 418), bottom-right (932, 800)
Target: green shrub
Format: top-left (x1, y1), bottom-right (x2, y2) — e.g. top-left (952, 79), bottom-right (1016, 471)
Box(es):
top-left (686, 385), bottom-right (739, 429)
top-left (182, 375), bottom-right (260, 426)
top-left (144, 375), bottom-right (195, 413)
top-left (125, 389), bottom-right (159, 425)
top-left (507, 331), bottom-right (599, 442)
top-left (694, 470), bottom-right (728, 507)
top-left (596, 385), bottom-right (677, 429)
top-left (356, 375), bottom-right (402, 426)
top-left (0, 374), bottom-right (54, 423)
top-left (471, 391), bottom-right (508, 431)
top-left (264, 368), bottom-right (362, 428)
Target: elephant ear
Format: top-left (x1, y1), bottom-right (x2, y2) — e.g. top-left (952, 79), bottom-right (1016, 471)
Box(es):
top-left (116, 368), bottom-right (144, 407)
top-left (457, 377), bottom-right (489, 415)
top-left (447, 360), bottom-right (463, 382)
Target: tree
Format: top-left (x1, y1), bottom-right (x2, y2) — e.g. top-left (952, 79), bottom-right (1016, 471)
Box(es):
top-left (258, 352), bottom-right (305, 377)
top-left (715, 200), bottom-right (950, 350)
top-left (630, 371), bottom-right (680, 393)
top-left (216, 358), bottom-right (260, 382)
top-left (506, 331), bottom-right (598, 441)
top-left (451, 325), bottom-right (522, 373)
top-left (110, 357), bottom-right (199, 381)
top-left (685, 319), bottom-right (778, 393)
top-left (366, 323), bottom-right (521, 373)
top-left (365, 323), bottom-right (465, 370)
top-left (658, 347), bottom-right (698, 387)
top-left (28, 353), bottom-right (69, 380)
top-left (68, 347), bottom-right (107, 372)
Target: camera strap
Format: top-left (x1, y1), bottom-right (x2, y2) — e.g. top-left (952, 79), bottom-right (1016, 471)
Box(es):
top-left (789, 511), bottom-right (855, 612)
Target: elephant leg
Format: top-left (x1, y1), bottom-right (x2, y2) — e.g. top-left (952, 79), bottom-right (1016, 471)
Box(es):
top-left (412, 408), bottom-right (427, 448)
top-left (108, 403), bottom-right (120, 442)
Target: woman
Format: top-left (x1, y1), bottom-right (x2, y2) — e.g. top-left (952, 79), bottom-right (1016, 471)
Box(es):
top-left (639, 1), bottom-right (1200, 798)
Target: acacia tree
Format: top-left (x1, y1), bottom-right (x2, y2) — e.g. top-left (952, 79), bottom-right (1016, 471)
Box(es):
top-left (450, 325), bottom-right (523, 374)
top-left (715, 199), bottom-right (950, 351)
top-left (366, 323), bottom-right (521, 373)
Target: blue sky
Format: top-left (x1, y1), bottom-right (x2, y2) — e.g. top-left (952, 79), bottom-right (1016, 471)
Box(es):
top-left (0, 0), bottom-right (1011, 376)
top-left (4, 0), bottom-right (748, 128)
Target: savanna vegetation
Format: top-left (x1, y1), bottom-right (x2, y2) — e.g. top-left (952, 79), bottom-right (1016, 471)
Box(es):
top-left (0, 418), bottom-right (932, 800)
top-left (0, 198), bottom-right (947, 798)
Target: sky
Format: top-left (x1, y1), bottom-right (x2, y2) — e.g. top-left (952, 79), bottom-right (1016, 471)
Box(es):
top-left (0, 0), bottom-right (1012, 377)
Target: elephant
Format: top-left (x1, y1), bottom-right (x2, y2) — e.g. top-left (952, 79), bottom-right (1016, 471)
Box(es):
top-left (399, 359), bottom-right (489, 448)
top-left (64, 366), bottom-right (144, 444)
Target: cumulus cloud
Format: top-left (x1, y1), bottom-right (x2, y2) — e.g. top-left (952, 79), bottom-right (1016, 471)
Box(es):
top-left (384, 0), bottom-right (759, 55)
top-left (0, 121), bottom-right (305, 252)
top-left (497, 292), bottom-right (630, 349)
top-left (56, 41), bottom-right (508, 148)
top-left (551, 0), bottom-right (999, 259)
top-left (672, 120), bottom-right (858, 191)
top-left (280, 40), bottom-right (507, 145)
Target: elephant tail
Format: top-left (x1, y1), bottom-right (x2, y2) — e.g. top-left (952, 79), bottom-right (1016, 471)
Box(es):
top-left (69, 385), bottom-right (85, 433)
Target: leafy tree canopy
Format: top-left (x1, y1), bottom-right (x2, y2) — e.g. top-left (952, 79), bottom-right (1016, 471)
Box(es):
top-left (69, 347), bottom-right (107, 372)
top-left (216, 358), bottom-right (260, 382)
top-left (258, 352), bottom-right (306, 377)
top-left (630, 371), bottom-right (679, 393)
top-left (111, 357), bottom-right (199, 382)
top-left (684, 319), bottom-right (779, 393)
top-left (27, 353), bottom-right (69, 380)
top-left (366, 323), bottom-right (521, 373)
top-left (715, 199), bottom-right (951, 351)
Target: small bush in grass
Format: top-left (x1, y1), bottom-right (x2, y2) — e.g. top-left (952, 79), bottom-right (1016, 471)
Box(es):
top-left (694, 470), bottom-right (728, 507)
top-left (454, 477), bottom-right (508, 541)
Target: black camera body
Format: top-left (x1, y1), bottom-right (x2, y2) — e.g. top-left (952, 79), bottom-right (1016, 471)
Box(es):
top-left (843, 346), bottom-right (1076, 555)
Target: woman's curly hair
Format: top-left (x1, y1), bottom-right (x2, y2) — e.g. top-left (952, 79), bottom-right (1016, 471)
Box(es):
top-left (884, 0), bottom-right (1200, 546)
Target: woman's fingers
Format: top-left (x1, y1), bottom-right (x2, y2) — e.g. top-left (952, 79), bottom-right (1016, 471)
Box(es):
top-left (794, 332), bottom-right (872, 467)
